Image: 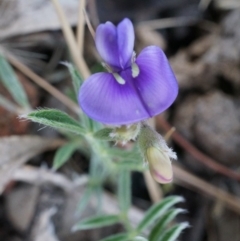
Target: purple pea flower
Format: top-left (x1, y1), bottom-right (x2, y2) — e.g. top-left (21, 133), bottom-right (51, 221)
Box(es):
top-left (79, 18), bottom-right (178, 125)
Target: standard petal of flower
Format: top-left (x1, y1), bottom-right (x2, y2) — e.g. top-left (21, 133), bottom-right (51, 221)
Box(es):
top-left (146, 147), bottom-right (173, 183)
top-left (117, 18), bottom-right (134, 69)
top-left (95, 22), bottom-right (120, 69)
top-left (78, 72), bottom-right (149, 125)
top-left (134, 46), bottom-right (178, 117)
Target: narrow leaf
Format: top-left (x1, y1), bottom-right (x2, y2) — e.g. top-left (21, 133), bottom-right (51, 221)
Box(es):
top-left (115, 160), bottom-right (144, 171)
top-left (149, 209), bottom-right (186, 241)
top-left (100, 233), bottom-right (129, 241)
top-left (22, 109), bottom-right (85, 135)
top-left (137, 196), bottom-right (184, 232)
top-left (94, 128), bottom-right (113, 141)
top-left (133, 237), bottom-right (148, 241)
top-left (159, 222), bottom-right (189, 241)
top-left (63, 62), bottom-right (83, 95)
top-left (77, 187), bottom-right (93, 215)
top-left (118, 169), bottom-right (131, 212)
top-left (0, 55), bottom-right (29, 108)
top-left (53, 142), bottom-right (79, 170)
top-left (0, 94), bottom-right (20, 113)
top-left (72, 215), bottom-right (120, 231)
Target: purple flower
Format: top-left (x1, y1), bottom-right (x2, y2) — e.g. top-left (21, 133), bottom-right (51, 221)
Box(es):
top-left (79, 18), bottom-right (178, 125)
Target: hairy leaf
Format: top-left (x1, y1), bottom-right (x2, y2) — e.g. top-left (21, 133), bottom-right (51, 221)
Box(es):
top-left (0, 55), bottom-right (29, 108)
top-left (63, 62), bottom-right (83, 95)
top-left (149, 208), bottom-right (186, 241)
top-left (133, 237), bottom-right (148, 241)
top-left (23, 109), bottom-right (85, 135)
top-left (118, 169), bottom-right (131, 212)
top-left (159, 222), bottom-right (189, 241)
top-left (72, 214), bottom-right (120, 231)
top-left (53, 142), bottom-right (79, 170)
top-left (100, 233), bottom-right (129, 241)
top-left (137, 196), bottom-right (184, 232)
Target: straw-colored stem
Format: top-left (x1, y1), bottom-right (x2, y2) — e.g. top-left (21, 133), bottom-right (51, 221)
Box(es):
top-left (51, 0), bottom-right (90, 79)
top-left (77, 0), bottom-right (86, 54)
top-left (144, 118), bottom-right (163, 203)
top-left (143, 170), bottom-right (163, 203)
top-left (6, 53), bottom-right (81, 115)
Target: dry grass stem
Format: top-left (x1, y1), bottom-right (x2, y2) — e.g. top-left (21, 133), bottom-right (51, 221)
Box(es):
top-left (164, 127), bottom-right (176, 142)
top-left (144, 117), bottom-right (163, 202)
top-left (6, 52), bottom-right (81, 115)
top-left (157, 116), bottom-right (240, 181)
top-left (50, 0), bottom-right (90, 79)
top-left (138, 17), bottom-right (199, 30)
top-left (77, 0), bottom-right (86, 54)
top-left (198, 0), bottom-right (212, 10)
top-left (143, 170), bottom-right (163, 203)
top-left (12, 165), bottom-right (88, 193)
top-left (0, 95), bottom-right (23, 114)
top-left (83, 9), bottom-right (96, 39)
top-left (173, 164), bottom-right (240, 215)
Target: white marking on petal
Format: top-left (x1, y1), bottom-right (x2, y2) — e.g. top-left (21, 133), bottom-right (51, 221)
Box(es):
top-left (113, 73), bottom-right (126, 84)
top-left (131, 63), bottom-right (140, 78)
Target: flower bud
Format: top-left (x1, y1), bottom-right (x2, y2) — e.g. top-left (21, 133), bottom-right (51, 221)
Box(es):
top-left (109, 123), bottom-right (141, 144)
top-left (146, 146), bottom-right (173, 183)
top-left (94, 123), bottom-right (141, 144)
top-left (137, 123), bottom-right (177, 183)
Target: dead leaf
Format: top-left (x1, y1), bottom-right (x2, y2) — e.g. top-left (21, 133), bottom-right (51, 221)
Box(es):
top-left (0, 135), bottom-right (64, 193)
top-left (0, 0), bottom-right (79, 40)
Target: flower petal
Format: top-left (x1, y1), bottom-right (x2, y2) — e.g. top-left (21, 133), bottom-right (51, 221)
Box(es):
top-left (78, 72), bottom-right (149, 125)
top-left (117, 18), bottom-right (134, 69)
top-left (147, 147), bottom-right (173, 183)
top-left (95, 19), bottom-right (134, 70)
top-left (95, 22), bottom-right (119, 69)
top-left (134, 46), bottom-right (178, 117)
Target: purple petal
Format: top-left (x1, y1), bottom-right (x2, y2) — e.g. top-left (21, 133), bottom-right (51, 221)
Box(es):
top-left (79, 72), bottom-right (149, 125)
top-left (117, 18), bottom-right (134, 69)
top-left (95, 22), bottom-right (119, 69)
top-left (95, 19), bottom-right (134, 70)
top-left (134, 46), bottom-right (178, 117)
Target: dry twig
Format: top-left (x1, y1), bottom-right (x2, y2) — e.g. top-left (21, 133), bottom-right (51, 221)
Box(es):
top-left (157, 116), bottom-right (240, 182)
top-left (50, 0), bottom-right (90, 79)
top-left (173, 164), bottom-right (240, 215)
top-left (77, 0), bottom-right (86, 54)
top-left (5, 52), bottom-right (81, 115)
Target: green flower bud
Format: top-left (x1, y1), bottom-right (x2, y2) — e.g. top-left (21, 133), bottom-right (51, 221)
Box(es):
top-left (137, 123), bottom-right (177, 183)
top-left (94, 123), bottom-right (141, 144)
top-left (110, 123), bottom-right (141, 144)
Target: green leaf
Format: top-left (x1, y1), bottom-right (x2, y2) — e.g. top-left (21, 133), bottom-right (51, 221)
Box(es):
top-left (77, 187), bottom-right (93, 215)
top-left (94, 128), bottom-right (113, 141)
top-left (99, 233), bottom-right (129, 241)
top-left (118, 169), bottom-right (131, 212)
top-left (53, 142), bottom-right (79, 170)
top-left (149, 209), bottom-right (186, 241)
top-left (115, 160), bottom-right (144, 171)
top-left (0, 55), bottom-right (30, 108)
top-left (137, 196), bottom-right (184, 232)
top-left (159, 222), bottom-right (189, 241)
top-left (72, 214), bottom-right (120, 231)
top-left (63, 62), bottom-right (83, 95)
top-left (0, 94), bottom-right (19, 113)
top-left (133, 237), bottom-right (148, 241)
top-left (23, 109), bottom-right (85, 135)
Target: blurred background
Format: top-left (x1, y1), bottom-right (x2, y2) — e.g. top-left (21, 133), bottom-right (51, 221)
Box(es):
top-left (0, 0), bottom-right (240, 240)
